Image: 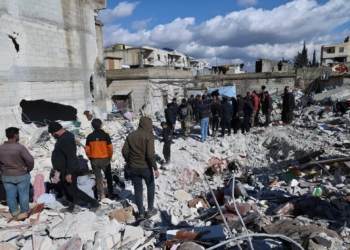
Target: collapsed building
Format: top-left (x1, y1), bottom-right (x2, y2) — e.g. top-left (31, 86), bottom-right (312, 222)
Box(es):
top-left (0, 0), bottom-right (108, 140)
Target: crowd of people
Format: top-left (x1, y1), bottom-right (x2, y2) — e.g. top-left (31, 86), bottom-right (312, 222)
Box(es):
top-left (0, 85), bottom-right (296, 221)
top-left (164, 85), bottom-right (295, 142)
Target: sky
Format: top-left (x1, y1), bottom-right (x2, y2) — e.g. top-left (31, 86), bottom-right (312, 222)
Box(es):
top-left (98, 0), bottom-right (350, 71)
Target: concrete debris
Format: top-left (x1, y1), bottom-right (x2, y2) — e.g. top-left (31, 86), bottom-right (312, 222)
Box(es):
top-left (2, 86), bottom-right (350, 250)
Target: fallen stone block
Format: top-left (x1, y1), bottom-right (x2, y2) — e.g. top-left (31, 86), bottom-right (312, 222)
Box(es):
top-left (109, 206), bottom-right (134, 223)
top-left (174, 190), bottom-right (192, 202)
top-left (57, 237), bottom-right (82, 250)
top-left (234, 182), bottom-right (248, 197)
top-left (178, 242), bottom-right (205, 250)
top-left (49, 212), bottom-right (96, 238)
top-left (123, 225), bottom-right (144, 246)
top-left (95, 219), bottom-right (123, 249)
top-left (313, 235), bottom-right (334, 248)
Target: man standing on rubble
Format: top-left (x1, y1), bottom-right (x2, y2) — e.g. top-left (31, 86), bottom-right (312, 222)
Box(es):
top-left (282, 86), bottom-right (295, 125)
top-left (211, 95), bottom-right (221, 137)
top-left (164, 103), bottom-right (174, 134)
top-left (171, 98), bottom-right (179, 135)
top-left (262, 91), bottom-right (273, 127)
top-left (197, 96), bottom-right (210, 142)
top-left (251, 91), bottom-right (259, 126)
top-left (220, 97), bottom-right (233, 136)
top-left (49, 122), bottom-right (100, 213)
top-left (122, 117), bottom-right (159, 219)
top-left (0, 127), bottom-right (34, 217)
top-left (178, 98), bottom-right (193, 140)
top-left (85, 119), bottom-right (114, 200)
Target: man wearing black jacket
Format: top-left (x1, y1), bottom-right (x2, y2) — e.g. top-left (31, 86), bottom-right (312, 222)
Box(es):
top-left (234, 95), bottom-right (245, 134)
top-left (262, 91), bottom-right (273, 127)
top-left (219, 97), bottom-right (233, 136)
top-left (164, 103), bottom-right (175, 133)
top-left (282, 86), bottom-right (295, 124)
top-left (49, 122), bottom-right (100, 213)
top-left (161, 122), bottom-right (172, 166)
top-left (243, 97), bottom-right (254, 133)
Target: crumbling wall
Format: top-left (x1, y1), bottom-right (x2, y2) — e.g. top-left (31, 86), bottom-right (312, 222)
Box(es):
top-left (0, 0), bottom-right (106, 139)
top-left (108, 79), bottom-right (183, 115)
top-left (296, 68), bottom-right (331, 90)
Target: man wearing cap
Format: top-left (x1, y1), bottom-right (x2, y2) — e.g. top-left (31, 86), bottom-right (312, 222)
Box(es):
top-left (171, 98), bottom-right (179, 135)
top-left (48, 122), bottom-right (100, 213)
top-left (262, 91), bottom-right (273, 127)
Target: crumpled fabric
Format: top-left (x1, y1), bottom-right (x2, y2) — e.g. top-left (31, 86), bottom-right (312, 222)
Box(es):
top-left (36, 193), bottom-right (56, 205)
top-left (33, 174), bottom-right (45, 202)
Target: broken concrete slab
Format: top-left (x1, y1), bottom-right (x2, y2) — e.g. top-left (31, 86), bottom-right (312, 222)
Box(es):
top-left (314, 235), bottom-right (334, 248)
top-left (177, 242), bottom-right (205, 250)
top-left (174, 190), bottom-right (192, 202)
top-left (57, 237), bottom-right (82, 250)
top-left (122, 225), bottom-right (144, 246)
top-left (49, 212), bottom-right (97, 238)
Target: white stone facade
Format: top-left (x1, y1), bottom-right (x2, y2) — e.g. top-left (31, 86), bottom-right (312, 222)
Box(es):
top-left (0, 0), bottom-right (106, 139)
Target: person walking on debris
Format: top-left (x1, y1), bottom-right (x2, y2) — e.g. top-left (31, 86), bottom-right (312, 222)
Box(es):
top-left (171, 98), bottom-right (179, 135)
top-left (234, 95), bottom-right (245, 134)
top-left (219, 97), bottom-right (233, 137)
top-left (211, 95), bottom-right (221, 137)
top-left (122, 117), bottom-right (159, 219)
top-left (164, 103), bottom-right (175, 134)
top-left (85, 119), bottom-right (114, 200)
top-left (187, 94), bottom-right (194, 106)
top-left (231, 97), bottom-right (238, 130)
top-left (178, 98), bottom-right (193, 140)
top-left (262, 91), bottom-right (273, 127)
top-left (49, 122), bottom-right (101, 213)
top-left (260, 85), bottom-right (267, 114)
top-left (282, 86), bottom-right (295, 125)
top-left (193, 94), bottom-right (201, 125)
top-left (0, 127), bottom-right (34, 217)
top-left (197, 96), bottom-right (211, 142)
top-left (160, 122), bottom-right (172, 167)
top-left (251, 91), bottom-right (259, 126)
top-left (243, 96), bottom-right (254, 134)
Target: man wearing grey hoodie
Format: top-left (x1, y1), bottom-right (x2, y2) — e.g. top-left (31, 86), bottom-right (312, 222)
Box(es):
top-left (122, 117), bottom-right (159, 219)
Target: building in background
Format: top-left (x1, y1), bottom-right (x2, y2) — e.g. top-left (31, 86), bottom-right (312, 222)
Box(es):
top-left (321, 36), bottom-right (350, 66)
top-left (105, 45), bottom-right (191, 70)
top-left (0, 0), bottom-right (108, 139)
top-left (255, 58), bottom-right (294, 73)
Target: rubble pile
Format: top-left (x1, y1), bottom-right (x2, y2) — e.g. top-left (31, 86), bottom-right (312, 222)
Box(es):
top-left (0, 88), bottom-right (350, 249)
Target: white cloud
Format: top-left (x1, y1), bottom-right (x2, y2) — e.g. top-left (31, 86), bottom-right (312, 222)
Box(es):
top-left (98, 1), bottom-right (139, 24)
top-left (237, 0), bottom-right (258, 7)
top-left (132, 18), bottom-right (152, 30)
top-left (103, 0), bottom-right (350, 65)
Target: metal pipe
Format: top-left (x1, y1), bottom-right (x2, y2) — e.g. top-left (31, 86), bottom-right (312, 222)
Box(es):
top-left (231, 175), bottom-right (254, 250)
top-left (203, 174), bottom-right (243, 250)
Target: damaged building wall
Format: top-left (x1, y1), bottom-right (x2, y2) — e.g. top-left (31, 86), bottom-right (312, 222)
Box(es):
top-left (200, 72), bottom-right (296, 95)
top-left (0, 0), bottom-right (106, 139)
top-left (108, 79), bottom-right (184, 115)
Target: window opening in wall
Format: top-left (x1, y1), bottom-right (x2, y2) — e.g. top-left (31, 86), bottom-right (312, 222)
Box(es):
top-left (8, 34), bottom-right (19, 53)
top-left (157, 54), bottom-right (160, 60)
top-left (339, 47), bottom-right (344, 53)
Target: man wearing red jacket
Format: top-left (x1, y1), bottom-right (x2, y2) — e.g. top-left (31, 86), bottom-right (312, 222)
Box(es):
top-left (85, 119), bottom-right (114, 200)
top-left (251, 91), bottom-right (259, 127)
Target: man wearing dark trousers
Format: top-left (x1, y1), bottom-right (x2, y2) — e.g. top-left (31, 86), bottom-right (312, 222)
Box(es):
top-left (263, 91), bottom-right (273, 127)
top-left (164, 103), bottom-right (175, 134)
top-left (122, 117), bottom-right (159, 219)
top-left (160, 122), bottom-right (172, 167)
top-left (211, 95), bottom-right (221, 137)
top-left (234, 95), bottom-right (245, 134)
top-left (171, 98), bottom-right (179, 134)
top-left (0, 127), bottom-right (34, 217)
top-left (49, 122), bottom-right (100, 213)
top-left (85, 119), bottom-right (114, 200)
top-left (219, 97), bottom-right (233, 137)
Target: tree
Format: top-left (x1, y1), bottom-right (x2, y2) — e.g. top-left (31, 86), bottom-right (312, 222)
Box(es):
top-left (312, 50), bottom-right (316, 67)
top-left (293, 41), bottom-right (309, 68)
top-left (282, 57), bottom-right (291, 63)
